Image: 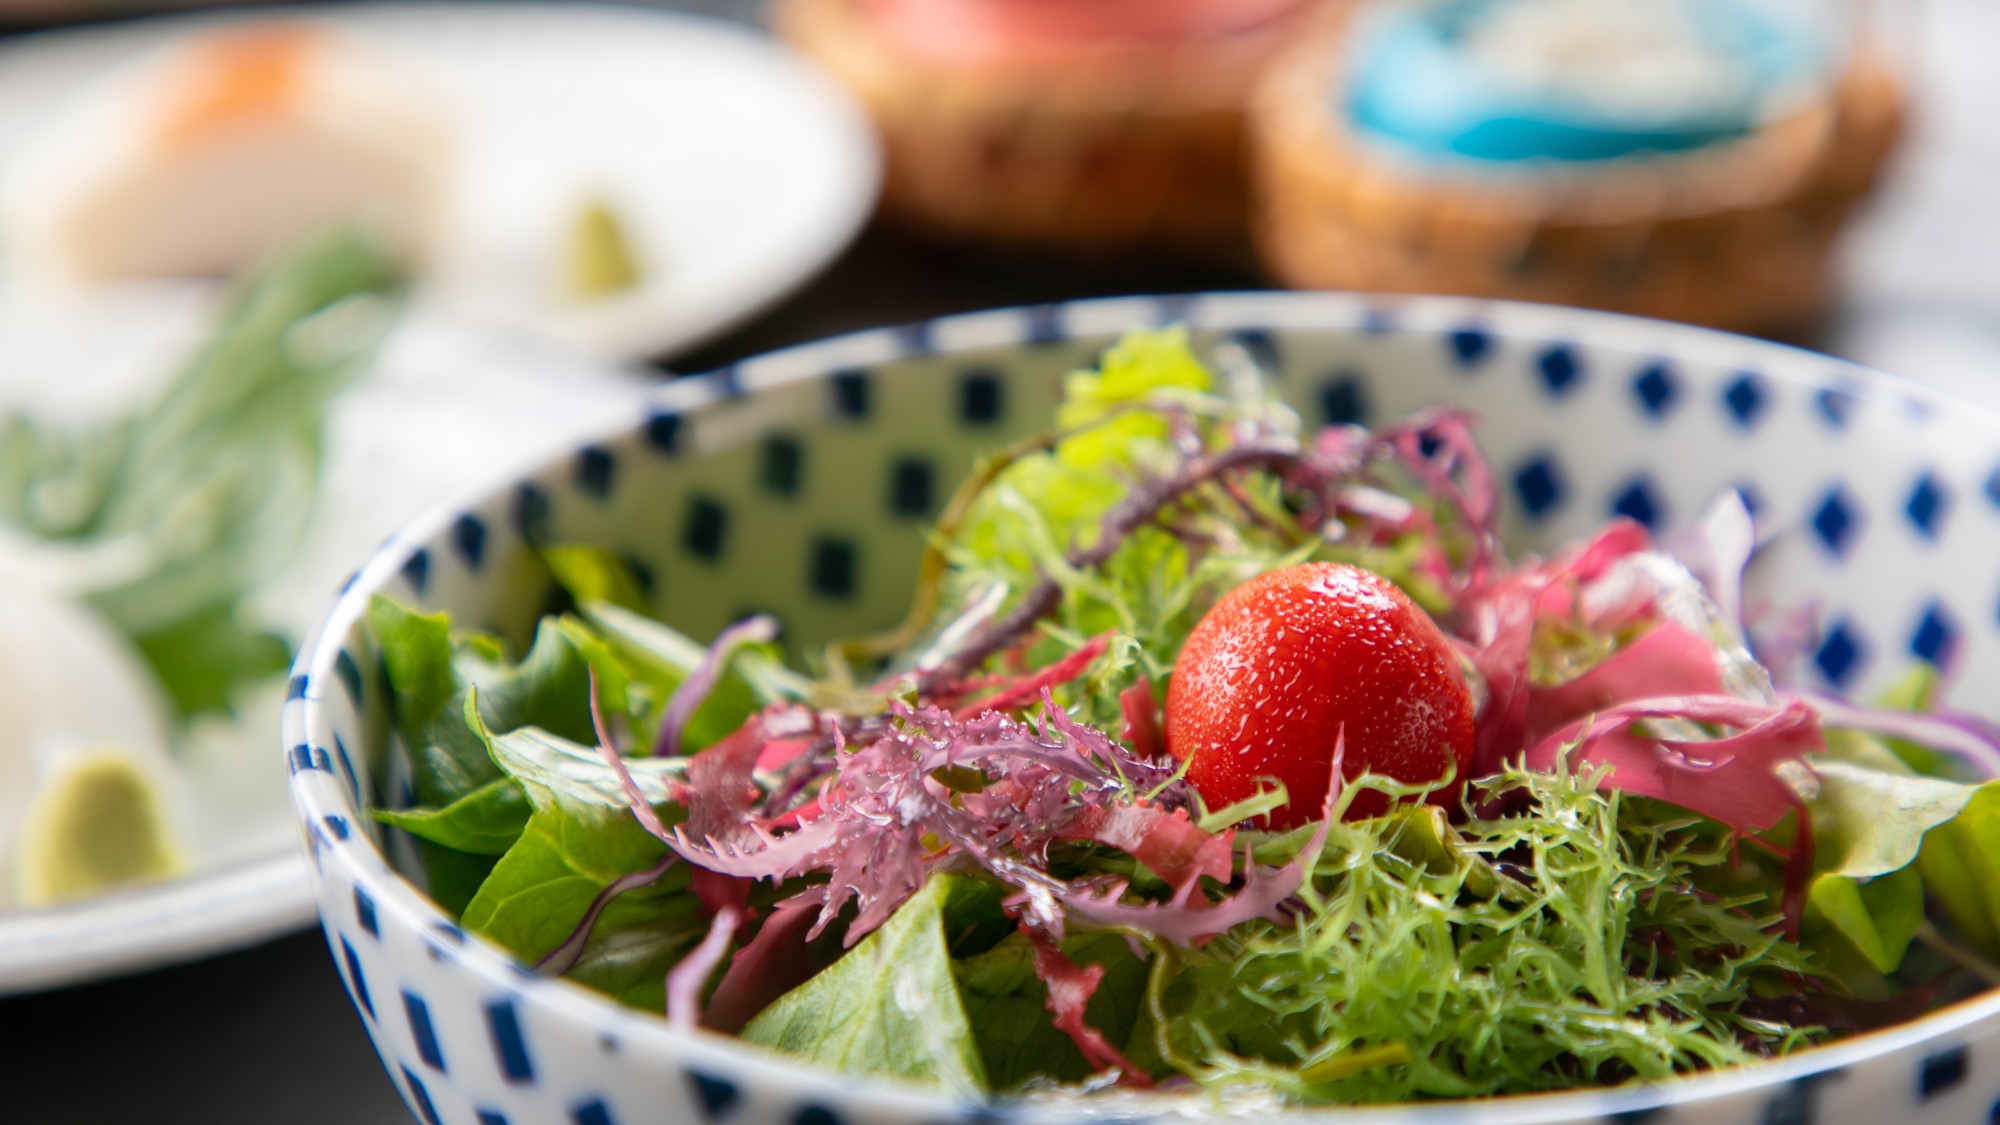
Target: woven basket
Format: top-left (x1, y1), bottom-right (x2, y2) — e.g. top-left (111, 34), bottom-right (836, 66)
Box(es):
top-left (1250, 9), bottom-right (1904, 338)
top-left (776, 0), bottom-right (1313, 263)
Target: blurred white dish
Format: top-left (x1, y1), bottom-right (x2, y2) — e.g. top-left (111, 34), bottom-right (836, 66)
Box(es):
top-left (6, 23), bottom-right (451, 283)
top-left (0, 3), bottom-right (880, 362)
top-left (0, 286), bottom-right (657, 995)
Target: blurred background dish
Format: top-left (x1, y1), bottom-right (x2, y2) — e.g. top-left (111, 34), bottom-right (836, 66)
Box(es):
top-left (776, 0), bottom-right (1318, 266)
top-left (0, 0), bottom-right (885, 1012)
top-left (7, 21), bottom-right (450, 282)
top-left (1252, 0), bottom-right (1902, 338)
top-left (0, 2), bottom-right (881, 362)
top-left (0, 233), bottom-right (656, 994)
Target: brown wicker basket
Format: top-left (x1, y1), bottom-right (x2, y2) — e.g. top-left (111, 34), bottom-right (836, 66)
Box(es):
top-left (1250, 8), bottom-right (1904, 338)
top-left (775, 0), bottom-right (1316, 264)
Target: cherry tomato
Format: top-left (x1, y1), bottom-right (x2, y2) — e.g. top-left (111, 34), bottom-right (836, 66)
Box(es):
top-left (1164, 562), bottom-right (1476, 829)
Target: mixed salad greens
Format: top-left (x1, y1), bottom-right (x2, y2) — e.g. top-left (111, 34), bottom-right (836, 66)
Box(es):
top-left (371, 329), bottom-right (2000, 1104)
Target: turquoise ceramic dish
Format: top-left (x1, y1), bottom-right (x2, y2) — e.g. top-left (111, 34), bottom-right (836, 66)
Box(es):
top-left (1343, 0), bottom-right (1828, 162)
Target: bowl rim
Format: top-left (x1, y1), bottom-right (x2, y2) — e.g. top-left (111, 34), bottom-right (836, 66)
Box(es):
top-left (286, 289), bottom-right (2000, 1121)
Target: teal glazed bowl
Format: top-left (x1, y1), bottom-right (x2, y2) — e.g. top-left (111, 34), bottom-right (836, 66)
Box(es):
top-left (284, 293), bottom-right (2000, 1125)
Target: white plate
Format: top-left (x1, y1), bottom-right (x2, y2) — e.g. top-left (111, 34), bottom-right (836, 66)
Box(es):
top-left (0, 286), bottom-right (660, 995)
top-left (0, 2), bottom-right (880, 362)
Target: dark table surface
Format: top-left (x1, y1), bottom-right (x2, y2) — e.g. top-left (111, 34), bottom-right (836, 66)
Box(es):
top-left (4, 0), bottom-right (1998, 1122)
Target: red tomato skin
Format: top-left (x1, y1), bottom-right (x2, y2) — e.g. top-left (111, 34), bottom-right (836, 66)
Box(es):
top-left (1164, 562), bottom-right (1476, 829)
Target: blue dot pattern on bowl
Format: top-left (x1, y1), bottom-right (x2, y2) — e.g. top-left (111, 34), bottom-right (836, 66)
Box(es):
top-left (285, 293), bottom-right (2000, 1125)
top-left (1634, 362), bottom-right (1679, 420)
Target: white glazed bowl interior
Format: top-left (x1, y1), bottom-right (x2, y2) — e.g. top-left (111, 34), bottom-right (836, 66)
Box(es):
top-left (285, 293), bottom-right (2000, 1125)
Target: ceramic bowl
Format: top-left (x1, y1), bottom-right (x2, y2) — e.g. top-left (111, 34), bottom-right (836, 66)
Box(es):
top-left (284, 292), bottom-right (2000, 1125)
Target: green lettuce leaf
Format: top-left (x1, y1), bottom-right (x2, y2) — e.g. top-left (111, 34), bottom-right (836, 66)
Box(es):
top-left (459, 701), bottom-right (688, 965)
top-left (369, 600), bottom-right (616, 913)
top-left (544, 545), bottom-right (652, 614)
top-left (1804, 865), bottom-right (1925, 977)
top-left (423, 619), bottom-right (596, 807)
top-left (367, 596), bottom-right (459, 760)
top-left (564, 894), bottom-right (708, 1013)
top-left (1808, 758), bottom-right (1982, 879)
top-left (553, 615), bottom-right (637, 727)
top-left (1803, 674), bottom-right (2000, 974)
top-left (954, 930), bottom-right (1150, 1090)
top-left (1801, 758), bottom-right (1984, 975)
top-left (577, 600), bottom-right (792, 753)
top-left (367, 595), bottom-right (512, 910)
top-left (477, 712), bottom-right (681, 809)
top-left (367, 586), bottom-right (798, 924)
top-left (1920, 784), bottom-right (2000, 959)
top-left (458, 803), bottom-right (679, 967)
top-left (374, 776), bottom-right (530, 856)
top-left (421, 846), bottom-right (506, 919)
top-left (741, 874), bottom-right (991, 1097)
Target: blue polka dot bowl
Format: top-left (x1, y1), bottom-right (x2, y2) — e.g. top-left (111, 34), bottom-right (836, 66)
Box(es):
top-left (284, 293), bottom-right (2000, 1125)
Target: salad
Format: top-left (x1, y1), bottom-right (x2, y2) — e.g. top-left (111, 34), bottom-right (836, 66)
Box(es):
top-left (370, 329), bottom-right (2000, 1104)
